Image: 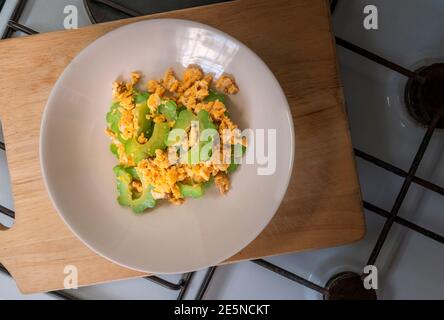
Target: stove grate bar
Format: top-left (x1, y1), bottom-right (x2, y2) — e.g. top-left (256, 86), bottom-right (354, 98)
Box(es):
top-left (195, 266), bottom-right (217, 300)
top-left (47, 290), bottom-right (81, 300)
top-left (144, 274), bottom-right (192, 291)
top-left (177, 272), bottom-right (195, 300)
top-left (145, 272), bottom-right (196, 299)
top-left (355, 149), bottom-right (444, 196)
top-left (0, 263), bottom-right (9, 274)
top-left (364, 201), bottom-right (444, 244)
top-left (366, 114), bottom-right (440, 266)
top-left (335, 37), bottom-right (424, 83)
top-left (253, 259), bottom-right (329, 296)
top-left (6, 20), bottom-right (38, 35)
top-left (88, 0), bottom-right (142, 17)
top-left (1, 0), bottom-right (28, 39)
top-left (84, 0), bottom-right (233, 23)
top-left (0, 204), bottom-right (14, 219)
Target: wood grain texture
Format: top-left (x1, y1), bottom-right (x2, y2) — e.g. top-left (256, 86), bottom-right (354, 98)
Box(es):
top-left (0, 0), bottom-right (364, 294)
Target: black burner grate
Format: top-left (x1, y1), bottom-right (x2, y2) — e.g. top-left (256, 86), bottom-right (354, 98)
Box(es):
top-left (83, 0), bottom-right (230, 24)
top-left (405, 64), bottom-right (444, 128)
top-left (324, 272), bottom-right (377, 300)
top-left (0, 0), bottom-right (443, 300)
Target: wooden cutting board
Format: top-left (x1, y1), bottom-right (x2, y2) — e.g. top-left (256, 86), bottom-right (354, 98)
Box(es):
top-left (0, 0), bottom-right (364, 294)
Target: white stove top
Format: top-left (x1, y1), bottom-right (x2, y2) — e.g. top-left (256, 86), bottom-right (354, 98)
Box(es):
top-left (0, 0), bottom-right (443, 300)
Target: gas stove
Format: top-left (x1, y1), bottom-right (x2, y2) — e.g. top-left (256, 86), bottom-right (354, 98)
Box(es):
top-left (0, 0), bottom-right (443, 300)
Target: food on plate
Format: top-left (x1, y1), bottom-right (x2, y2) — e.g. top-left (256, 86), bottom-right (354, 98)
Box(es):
top-left (105, 65), bottom-right (246, 213)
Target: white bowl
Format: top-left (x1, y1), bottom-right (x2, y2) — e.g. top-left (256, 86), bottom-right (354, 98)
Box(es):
top-left (40, 19), bottom-right (294, 274)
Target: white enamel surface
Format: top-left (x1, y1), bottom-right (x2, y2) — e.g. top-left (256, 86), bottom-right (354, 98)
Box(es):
top-left (18, 0), bottom-right (90, 33)
top-left (333, 0), bottom-right (444, 299)
top-left (0, 0), bottom-right (18, 36)
top-left (40, 19), bottom-right (294, 274)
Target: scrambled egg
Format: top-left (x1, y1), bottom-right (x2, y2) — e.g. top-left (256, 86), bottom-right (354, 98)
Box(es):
top-left (108, 66), bottom-right (242, 205)
top-left (216, 75), bottom-right (239, 95)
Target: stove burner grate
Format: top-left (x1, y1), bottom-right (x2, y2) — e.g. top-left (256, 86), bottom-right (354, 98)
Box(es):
top-left (323, 272), bottom-right (377, 300)
top-left (405, 63), bottom-right (444, 128)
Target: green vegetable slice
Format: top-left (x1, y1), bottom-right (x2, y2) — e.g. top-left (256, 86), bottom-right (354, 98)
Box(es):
top-left (113, 166), bottom-right (133, 207)
top-left (110, 143), bottom-right (119, 159)
top-left (227, 145), bottom-right (247, 173)
top-left (135, 102), bottom-right (153, 139)
top-left (177, 105), bottom-right (187, 113)
top-left (106, 102), bottom-right (128, 144)
top-left (131, 186), bottom-right (156, 213)
top-left (125, 166), bottom-right (139, 180)
top-left (125, 122), bottom-right (170, 163)
top-left (173, 109), bottom-right (195, 131)
top-left (179, 183), bottom-right (204, 199)
top-left (182, 110), bottom-right (218, 163)
top-left (134, 91), bottom-right (149, 104)
top-left (113, 165), bottom-right (156, 213)
top-left (106, 102), bottom-right (121, 133)
top-left (202, 177), bottom-right (214, 189)
top-left (133, 91), bottom-right (153, 139)
top-left (226, 163), bottom-right (239, 174)
top-left (197, 109), bottom-right (217, 130)
top-left (159, 100), bottom-right (178, 122)
top-left (143, 122), bottom-right (170, 155)
top-left (204, 90), bottom-right (226, 104)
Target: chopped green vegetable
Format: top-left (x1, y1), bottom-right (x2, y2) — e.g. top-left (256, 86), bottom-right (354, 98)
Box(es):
top-left (113, 166), bottom-right (133, 207)
top-left (131, 185), bottom-right (156, 213)
top-left (174, 109), bottom-right (195, 131)
top-left (125, 122), bottom-right (170, 163)
top-left (182, 140), bottom-right (215, 164)
top-left (106, 102), bottom-right (121, 133)
top-left (205, 90), bottom-right (226, 104)
top-left (106, 102), bottom-right (127, 143)
top-left (144, 122), bottom-right (170, 155)
top-left (135, 101), bottom-right (153, 139)
top-left (177, 105), bottom-right (187, 113)
top-left (197, 109), bottom-right (217, 130)
top-left (110, 143), bottom-right (119, 159)
top-left (179, 183), bottom-right (204, 199)
top-left (202, 178), bottom-right (214, 189)
top-left (106, 70), bottom-right (246, 214)
top-left (227, 163), bottom-right (239, 174)
top-left (184, 143), bottom-right (201, 164)
top-left (113, 165), bottom-right (156, 213)
top-left (134, 91), bottom-right (150, 104)
top-left (198, 110), bottom-right (218, 161)
top-left (179, 110), bottom-right (218, 164)
top-left (126, 166), bottom-right (139, 180)
top-left (226, 144), bottom-right (246, 173)
top-left (159, 100), bottom-right (178, 122)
